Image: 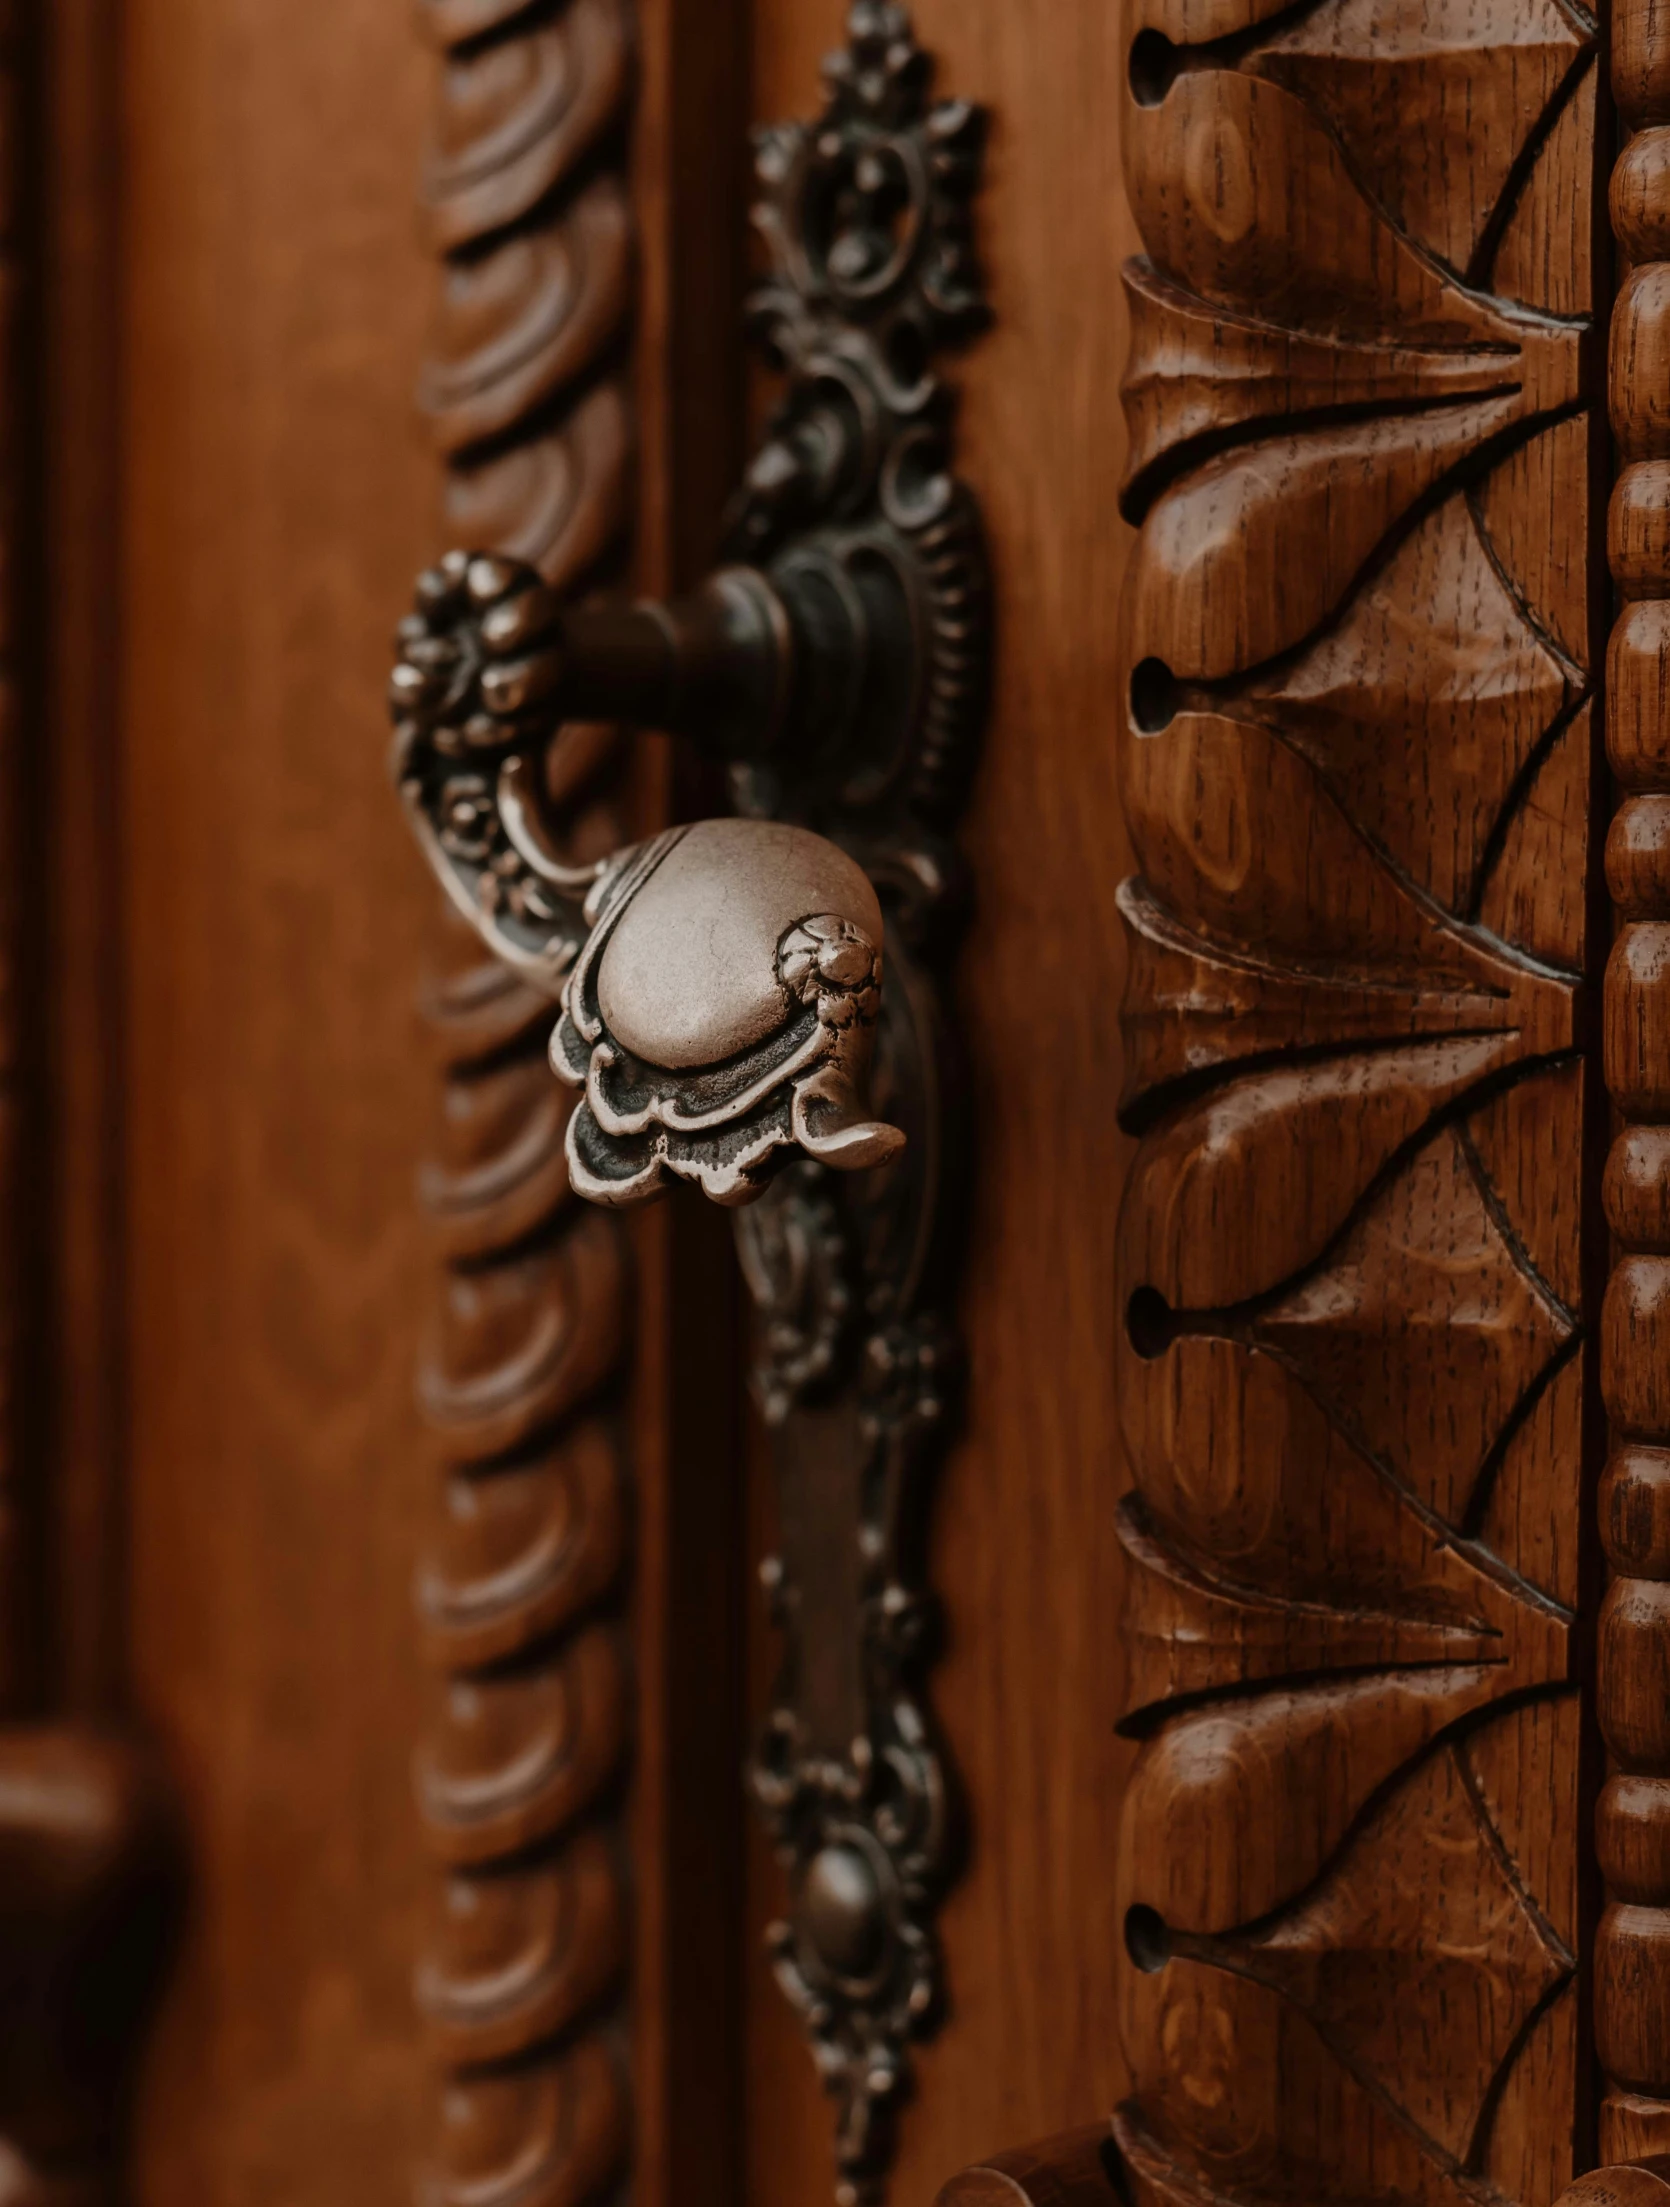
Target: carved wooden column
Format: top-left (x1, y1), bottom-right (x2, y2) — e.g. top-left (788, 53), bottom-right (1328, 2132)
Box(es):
top-left (1110, 7), bottom-right (1599, 2193)
top-left (944, 0), bottom-right (1608, 2200)
top-left (410, 5), bottom-right (637, 2203)
top-left (1596, 0), bottom-right (1670, 2158)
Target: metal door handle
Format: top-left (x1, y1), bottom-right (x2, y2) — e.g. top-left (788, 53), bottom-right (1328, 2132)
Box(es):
top-left (388, 0), bottom-right (989, 1216)
top-left (392, 550), bottom-right (905, 1205)
top-left (391, 8), bottom-right (990, 2196)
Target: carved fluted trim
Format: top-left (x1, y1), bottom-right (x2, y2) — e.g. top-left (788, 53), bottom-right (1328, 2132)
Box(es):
top-left (1597, 0), bottom-right (1670, 2156)
top-left (413, 2), bottom-right (637, 2197)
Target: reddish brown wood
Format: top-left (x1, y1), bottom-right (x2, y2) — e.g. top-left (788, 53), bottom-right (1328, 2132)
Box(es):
top-left (410, 4), bottom-right (637, 2196)
top-left (1108, 4), bottom-right (1598, 2204)
top-left (934, 23), bottom-right (1605, 2207)
top-left (409, 4), bottom-right (750, 2203)
top-left (932, 2129), bottom-right (1122, 2207)
top-left (115, 0), bottom-right (442, 2192)
top-left (1600, 0), bottom-right (1670, 2160)
top-left (742, 2), bottom-right (1140, 2194)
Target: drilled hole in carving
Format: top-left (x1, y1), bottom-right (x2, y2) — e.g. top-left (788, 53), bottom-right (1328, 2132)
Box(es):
top-left (1128, 31), bottom-right (1180, 107)
top-left (1125, 1286), bottom-right (1176, 1361)
top-left (1125, 1904), bottom-right (1173, 1974)
top-left (1129, 656), bottom-right (1180, 733)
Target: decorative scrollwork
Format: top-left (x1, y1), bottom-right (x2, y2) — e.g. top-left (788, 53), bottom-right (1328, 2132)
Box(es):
top-left (393, 7), bottom-right (989, 2195)
top-left (733, 14), bottom-right (987, 2196)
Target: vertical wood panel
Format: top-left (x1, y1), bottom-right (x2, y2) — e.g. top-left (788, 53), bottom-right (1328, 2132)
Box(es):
top-left (744, 2), bottom-right (1140, 2196)
top-left (119, 2), bottom-right (438, 2194)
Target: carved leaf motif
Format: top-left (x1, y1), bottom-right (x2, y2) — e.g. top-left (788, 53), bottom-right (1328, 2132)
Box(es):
top-left (1474, 416), bottom-right (1594, 669)
top-left (1117, 1332), bottom-right (1543, 1638)
top-left (1117, 878), bottom-right (1573, 1122)
top-left (1120, 260), bottom-right (1526, 515)
top-left (1253, 1126), bottom-right (1574, 1526)
top-left (1217, 1747), bottom-right (1573, 2159)
top-left (1115, 0), bottom-right (1592, 2188)
top-left (1129, 397), bottom-right (1534, 679)
top-left (1118, 1033), bottom-right (1561, 1307)
top-left (1127, 704), bottom-right (1554, 964)
top-left (1252, 0), bottom-right (1589, 275)
top-left (1114, 2086), bottom-right (1483, 2207)
top-left (1491, 62), bottom-right (1595, 316)
top-left (1118, 1493), bottom-right (1509, 1712)
top-left (1128, 71), bottom-right (1531, 341)
top-left (1236, 494), bottom-right (1579, 913)
top-left (1116, 1660), bottom-right (1561, 1933)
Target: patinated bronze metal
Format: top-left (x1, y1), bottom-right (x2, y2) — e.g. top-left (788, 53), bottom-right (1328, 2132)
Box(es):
top-left (389, 5), bottom-right (988, 2195)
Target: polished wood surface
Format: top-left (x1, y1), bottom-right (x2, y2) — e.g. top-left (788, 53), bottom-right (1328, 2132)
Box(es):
top-left (64, 3), bottom-right (1634, 2203)
top-left (941, 0), bottom-right (1605, 2201)
top-left (118, 0), bottom-right (439, 2192)
top-left (1112, 2), bottom-right (1598, 2190)
top-left (1599, 0), bottom-right (1670, 2163)
top-left (744, 2), bottom-right (1141, 2195)
top-left (113, 0), bottom-right (750, 2199)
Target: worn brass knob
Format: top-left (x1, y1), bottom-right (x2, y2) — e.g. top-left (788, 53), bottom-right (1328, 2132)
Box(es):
top-left (390, 552), bottom-right (904, 1206)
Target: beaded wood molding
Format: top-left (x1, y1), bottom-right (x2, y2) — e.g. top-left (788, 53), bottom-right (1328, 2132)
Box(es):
top-left (410, 6), bottom-right (636, 2205)
top-left (1596, 0), bottom-right (1670, 2158)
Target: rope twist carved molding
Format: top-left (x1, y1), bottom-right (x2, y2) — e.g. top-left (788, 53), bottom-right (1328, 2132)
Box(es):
top-left (412, 3), bottom-right (636, 2203)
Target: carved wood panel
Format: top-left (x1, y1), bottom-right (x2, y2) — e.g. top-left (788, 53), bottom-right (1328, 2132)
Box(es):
top-left (412, 4), bottom-right (636, 2202)
top-left (1111, 1), bottom-right (1600, 2200)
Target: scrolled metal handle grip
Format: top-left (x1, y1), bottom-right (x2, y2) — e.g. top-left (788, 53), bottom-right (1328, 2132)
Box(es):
top-left (391, 551), bottom-right (904, 1206)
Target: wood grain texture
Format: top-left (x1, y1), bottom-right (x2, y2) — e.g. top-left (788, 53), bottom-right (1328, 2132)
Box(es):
top-left (744, 0), bottom-right (1140, 2195)
top-left (410, 3), bottom-right (637, 2197)
top-left (1108, 5), bottom-right (1599, 2207)
top-left (116, 0), bottom-right (441, 2196)
top-left (0, 4), bottom-right (186, 2199)
top-left (1599, 0), bottom-right (1670, 2160)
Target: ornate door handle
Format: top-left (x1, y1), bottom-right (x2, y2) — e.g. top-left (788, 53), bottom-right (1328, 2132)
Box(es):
top-left (391, 551), bottom-right (909, 1205)
top-left (392, 8), bottom-right (988, 2198)
top-left (389, 3), bottom-right (989, 1217)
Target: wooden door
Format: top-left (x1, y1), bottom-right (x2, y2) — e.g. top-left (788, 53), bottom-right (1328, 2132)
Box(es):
top-left (3, 4), bottom-right (1650, 2207)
